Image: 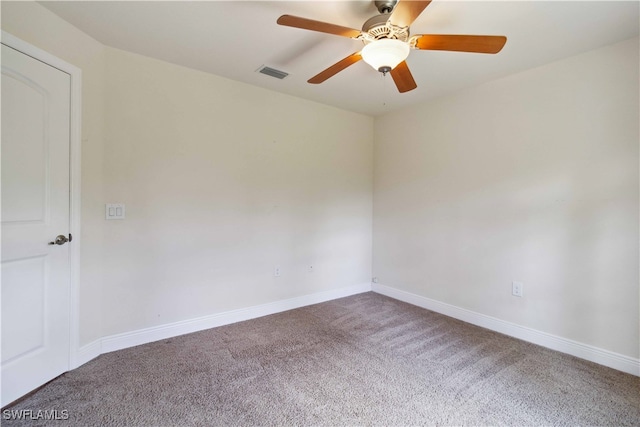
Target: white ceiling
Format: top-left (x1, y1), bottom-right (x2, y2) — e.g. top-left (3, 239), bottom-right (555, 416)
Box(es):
top-left (40, 1), bottom-right (639, 116)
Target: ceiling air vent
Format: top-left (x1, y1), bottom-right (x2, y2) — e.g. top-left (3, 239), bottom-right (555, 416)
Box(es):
top-left (257, 66), bottom-right (289, 80)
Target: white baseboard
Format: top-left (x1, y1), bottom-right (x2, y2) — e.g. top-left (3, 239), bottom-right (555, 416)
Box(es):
top-left (372, 283), bottom-right (639, 376)
top-left (73, 282), bottom-right (372, 366)
top-left (74, 339), bottom-right (102, 369)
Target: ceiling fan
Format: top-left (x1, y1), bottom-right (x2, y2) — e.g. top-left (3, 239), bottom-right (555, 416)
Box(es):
top-left (277, 0), bottom-right (507, 93)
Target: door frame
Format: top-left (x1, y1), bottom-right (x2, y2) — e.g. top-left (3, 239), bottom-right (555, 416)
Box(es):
top-left (1, 31), bottom-right (83, 370)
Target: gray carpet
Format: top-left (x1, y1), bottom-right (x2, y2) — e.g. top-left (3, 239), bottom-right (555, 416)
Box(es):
top-left (3, 292), bottom-right (639, 426)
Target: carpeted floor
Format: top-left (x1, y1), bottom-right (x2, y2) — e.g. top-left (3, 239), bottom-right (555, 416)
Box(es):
top-left (3, 292), bottom-right (639, 426)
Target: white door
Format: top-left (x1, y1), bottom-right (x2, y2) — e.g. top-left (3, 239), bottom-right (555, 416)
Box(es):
top-left (1, 43), bottom-right (72, 407)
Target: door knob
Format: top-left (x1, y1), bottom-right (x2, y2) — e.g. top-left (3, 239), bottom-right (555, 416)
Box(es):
top-left (49, 234), bottom-right (69, 245)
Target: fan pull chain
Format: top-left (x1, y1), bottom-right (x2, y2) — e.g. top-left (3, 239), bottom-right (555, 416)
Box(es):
top-left (381, 71), bottom-right (391, 109)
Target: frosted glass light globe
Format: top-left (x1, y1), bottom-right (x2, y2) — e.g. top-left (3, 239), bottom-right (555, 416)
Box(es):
top-left (361, 39), bottom-right (410, 73)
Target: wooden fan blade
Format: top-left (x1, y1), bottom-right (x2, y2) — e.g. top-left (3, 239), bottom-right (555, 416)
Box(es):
top-left (389, 0), bottom-right (432, 28)
top-left (390, 61), bottom-right (417, 93)
top-left (414, 34), bottom-right (507, 54)
top-left (277, 15), bottom-right (361, 38)
top-left (308, 52), bottom-right (362, 84)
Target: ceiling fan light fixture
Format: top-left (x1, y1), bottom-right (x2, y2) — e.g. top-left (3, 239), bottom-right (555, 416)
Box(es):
top-left (361, 39), bottom-right (410, 73)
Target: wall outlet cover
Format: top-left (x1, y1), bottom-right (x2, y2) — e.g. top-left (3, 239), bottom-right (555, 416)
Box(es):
top-left (512, 281), bottom-right (524, 297)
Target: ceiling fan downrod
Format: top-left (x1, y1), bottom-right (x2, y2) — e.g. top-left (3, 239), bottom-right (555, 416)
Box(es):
top-left (374, 0), bottom-right (398, 14)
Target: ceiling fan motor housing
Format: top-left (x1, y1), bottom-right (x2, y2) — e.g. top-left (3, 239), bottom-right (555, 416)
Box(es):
top-left (362, 14), bottom-right (410, 42)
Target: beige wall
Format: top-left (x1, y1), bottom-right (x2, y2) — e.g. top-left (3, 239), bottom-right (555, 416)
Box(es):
top-left (2, 2), bottom-right (373, 342)
top-left (2, 1), bottom-right (106, 345)
top-left (102, 47), bottom-right (373, 335)
top-left (3, 1), bottom-right (638, 363)
top-left (373, 37), bottom-right (639, 358)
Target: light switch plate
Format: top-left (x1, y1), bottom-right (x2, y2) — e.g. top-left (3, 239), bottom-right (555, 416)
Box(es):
top-left (106, 203), bottom-right (125, 220)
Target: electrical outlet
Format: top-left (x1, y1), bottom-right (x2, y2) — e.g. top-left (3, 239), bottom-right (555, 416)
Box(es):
top-left (308, 265), bottom-right (314, 273)
top-left (274, 266), bottom-right (281, 277)
top-left (512, 281), bottom-right (524, 297)
top-left (372, 277), bottom-right (379, 283)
